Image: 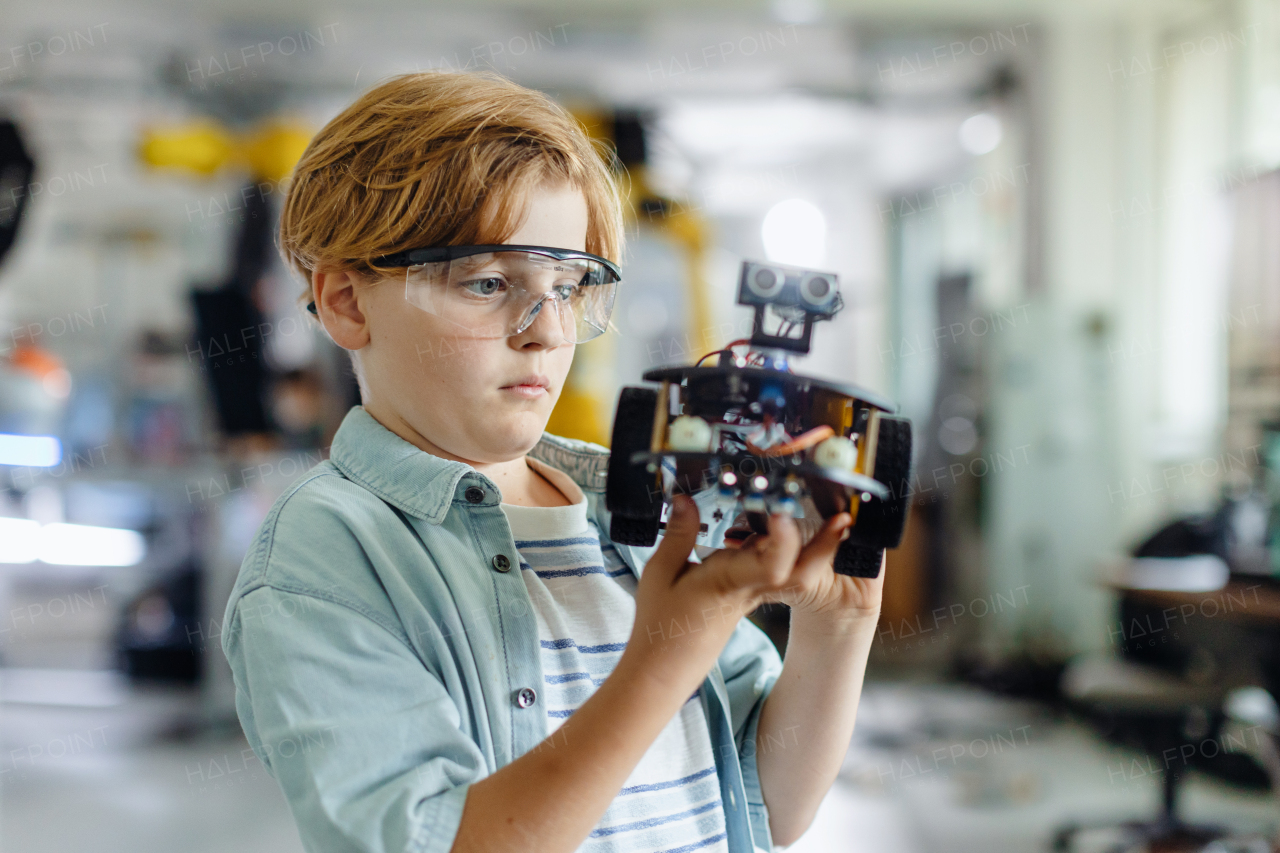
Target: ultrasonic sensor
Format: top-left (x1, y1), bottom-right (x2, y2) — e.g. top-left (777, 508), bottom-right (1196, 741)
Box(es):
top-left (799, 273), bottom-right (837, 310)
top-left (748, 266), bottom-right (784, 298)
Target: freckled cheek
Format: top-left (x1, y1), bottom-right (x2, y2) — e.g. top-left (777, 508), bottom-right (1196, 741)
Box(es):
top-left (373, 308), bottom-right (435, 369)
top-left (427, 341), bottom-right (507, 391)
top-left (550, 346), bottom-right (577, 388)
top-left (418, 353), bottom-right (478, 395)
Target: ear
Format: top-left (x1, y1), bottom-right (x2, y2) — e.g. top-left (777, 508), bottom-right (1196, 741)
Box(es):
top-left (312, 269), bottom-right (370, 351)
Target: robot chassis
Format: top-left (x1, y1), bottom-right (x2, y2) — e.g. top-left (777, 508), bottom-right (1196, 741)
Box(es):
top-left (604, 260), bottom-right (914, 578)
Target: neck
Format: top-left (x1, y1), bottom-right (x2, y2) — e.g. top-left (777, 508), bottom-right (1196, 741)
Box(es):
top-left (494, 461), bottom-right (572, 507)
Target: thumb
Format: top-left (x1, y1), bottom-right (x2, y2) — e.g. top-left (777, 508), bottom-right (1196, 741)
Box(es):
top-left (643, 494), bottom-right (700, 585)
top-left (797, 511), bottom-right (852, 573)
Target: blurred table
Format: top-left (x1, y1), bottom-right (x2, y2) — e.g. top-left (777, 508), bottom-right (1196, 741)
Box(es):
top-left (1098, 556), bottom-right (1280, 695)
top-left (1122, 581), bottom-right (1280, 625)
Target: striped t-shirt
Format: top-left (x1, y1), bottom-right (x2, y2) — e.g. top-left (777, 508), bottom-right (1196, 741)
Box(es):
top-left (499, 455), bottom-right (729, 853)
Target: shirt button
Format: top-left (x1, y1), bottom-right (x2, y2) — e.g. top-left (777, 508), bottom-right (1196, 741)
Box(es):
top-left (514, 687), bottom-right (537, 708)
top-left (491, 554), bottom-right (511, 572)
top-left (465, 486), bottom-right (485, 504)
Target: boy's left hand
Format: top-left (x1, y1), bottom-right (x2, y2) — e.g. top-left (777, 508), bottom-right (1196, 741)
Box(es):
top-left (722, 506), bottom-right (884, 627)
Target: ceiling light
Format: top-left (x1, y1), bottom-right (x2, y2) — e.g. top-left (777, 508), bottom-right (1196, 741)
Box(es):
top-left (38, 523), bottom-right (147, 567)
top-left (959, 112), bottom-right (1002, 155)
top-left (762, 198), bottom-right (826, 267)
top-left (0, 518), bottom-right (40, 563)
top-left (0, 518), bottom-right (146, 567)
top-left (0, 434), bottom-right (61, 467)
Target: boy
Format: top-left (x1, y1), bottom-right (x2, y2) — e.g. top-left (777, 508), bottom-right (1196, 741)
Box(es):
top-left (221, 71), bottom-right (883, 853)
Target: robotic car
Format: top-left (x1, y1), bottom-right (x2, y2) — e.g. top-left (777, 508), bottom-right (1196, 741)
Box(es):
top-left (604, 260), bottom-right (914, 578)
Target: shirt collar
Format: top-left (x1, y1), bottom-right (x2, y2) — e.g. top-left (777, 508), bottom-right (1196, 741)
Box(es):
top-left (328, 406), bottom-right (610, 524)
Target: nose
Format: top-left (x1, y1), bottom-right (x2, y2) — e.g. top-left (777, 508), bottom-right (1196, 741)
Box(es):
top-left (512, 292), bottom-right (569, 348)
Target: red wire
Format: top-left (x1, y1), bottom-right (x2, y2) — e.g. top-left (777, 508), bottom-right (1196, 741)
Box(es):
top-left (696, 339), bottom-right (755, 367)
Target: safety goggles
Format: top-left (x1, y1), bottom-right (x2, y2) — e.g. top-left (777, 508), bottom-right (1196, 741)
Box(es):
top-left (307, 245), bottom-right (621, 344)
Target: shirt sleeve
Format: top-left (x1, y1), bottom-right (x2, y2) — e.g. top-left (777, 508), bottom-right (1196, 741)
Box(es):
top-left (223, 585), bottom-right (486, 853)
top-left (717, 615), bottom-right (784, 849)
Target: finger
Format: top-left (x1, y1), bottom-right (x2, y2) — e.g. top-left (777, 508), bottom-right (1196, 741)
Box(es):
top-left (759, 510), bottom-right (801, 560)
top-left (795, 512), bottom-right (853, 578)
top-left (722, 521), bottom-right (753, 551)
top-left (795, 494), bottom-right (824, 545)
top-left (739, 511), bottom-right (801, 586)
top-left (704, 512), bottom-right (801, 593)
top-left (641, 494), bottom-right (699, 586)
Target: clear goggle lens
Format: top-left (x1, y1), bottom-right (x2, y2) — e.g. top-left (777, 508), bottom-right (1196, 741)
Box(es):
top-left (404, 250), bottom-right (619, 343)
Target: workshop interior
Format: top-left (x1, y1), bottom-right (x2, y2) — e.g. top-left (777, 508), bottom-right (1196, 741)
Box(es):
top-left (2, 0), bottom-right (1280, 850)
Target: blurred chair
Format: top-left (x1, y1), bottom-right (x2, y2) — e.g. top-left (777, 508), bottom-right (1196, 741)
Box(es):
top-left (1053, 655), bottom-right (1228, 852)
top-left (1222, 687), bottom-right (1280, 851)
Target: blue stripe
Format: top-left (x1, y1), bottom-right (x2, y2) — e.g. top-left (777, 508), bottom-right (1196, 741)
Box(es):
top-left (548, 709), bottom-right (574, 718)
top-left (619, 766), bottom-right (717, 796)
top-left (540, 639), bottom-right (627, 654)
top-left (531, 566), bottom-right (597, 578)
top-left (657, 832), bottom-right (728, 853)
top-left (591, 800), bottom-right (721, 838)
top-left (545, 671), bottom-right (593, 684)
top-left (515, 536), bottom-right (600, 548)
top-left (579, 641), bottom-right (627, 654)
top-left (531, 565), bottom-right (630, 579)
top-left (545, 672), bottom-right (606, 702)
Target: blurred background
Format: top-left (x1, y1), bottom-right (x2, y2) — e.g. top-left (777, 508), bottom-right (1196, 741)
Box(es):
top-left (1, 0), bottom-right (1279, 850)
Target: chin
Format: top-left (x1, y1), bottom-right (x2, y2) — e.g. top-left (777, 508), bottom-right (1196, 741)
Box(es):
top-left (488, 415), bottom-right (550, 453)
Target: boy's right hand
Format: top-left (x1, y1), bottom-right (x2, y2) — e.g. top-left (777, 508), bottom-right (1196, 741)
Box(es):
top-left (620, 494), bottom-right (801, 692)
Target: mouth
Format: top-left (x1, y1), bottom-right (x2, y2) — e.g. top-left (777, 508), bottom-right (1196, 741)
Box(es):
top-left (500, 374), bottom-right (551, 399)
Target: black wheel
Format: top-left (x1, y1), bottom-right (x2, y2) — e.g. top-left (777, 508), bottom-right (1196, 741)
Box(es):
top-left (848, 415), bottom-right (913, 549)
top-left (834, 543), bottom-right (884, 578)
top-left (610, 514), bottom-right (661, 547)
top-left (605, 387), bottom-right (663, 546)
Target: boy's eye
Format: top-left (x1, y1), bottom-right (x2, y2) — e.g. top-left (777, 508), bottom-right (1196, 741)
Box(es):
top-left (553, 281), bottom-right (581, 300)
top-left (459, 277), bottom-right (506, 297)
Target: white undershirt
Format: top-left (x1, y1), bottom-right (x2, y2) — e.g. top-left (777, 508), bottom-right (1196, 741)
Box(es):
top-left (499, 456), bottom-right (729, 853)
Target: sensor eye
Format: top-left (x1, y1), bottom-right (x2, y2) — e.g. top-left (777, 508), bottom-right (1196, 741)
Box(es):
top-left (748, 266), bottom-right (784, 298)
top-left (800, 273), bottom-right (835, 308)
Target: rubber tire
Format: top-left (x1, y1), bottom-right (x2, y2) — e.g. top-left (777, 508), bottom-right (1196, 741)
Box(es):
top-left (848, 415), bottom-right (913, 549)
top-left (610, 514), bottom-right (661, 547)
top-left (834, 543), bottom-right (884, 578)
top-left (605, 387), bottom-right (663, 546)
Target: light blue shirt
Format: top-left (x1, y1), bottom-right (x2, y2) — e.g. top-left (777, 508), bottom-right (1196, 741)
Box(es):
top-left (221, 406), bottom-right (783, 853)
